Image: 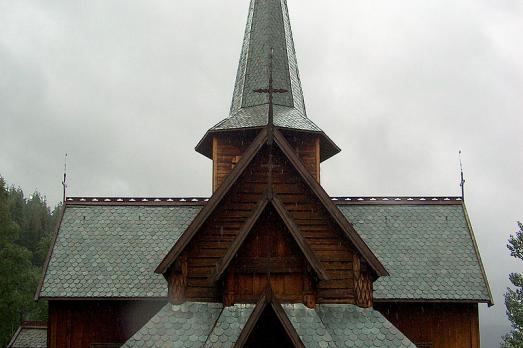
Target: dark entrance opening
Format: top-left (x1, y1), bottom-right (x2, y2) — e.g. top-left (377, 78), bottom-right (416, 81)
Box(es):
top-left (244, 304), bottom-right (295, 348)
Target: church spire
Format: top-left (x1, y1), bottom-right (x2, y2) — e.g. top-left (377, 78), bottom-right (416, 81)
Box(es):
top-left (196, 0), bottom-right (340, 162)
top-left (230, 0), bottom-right (305, 116)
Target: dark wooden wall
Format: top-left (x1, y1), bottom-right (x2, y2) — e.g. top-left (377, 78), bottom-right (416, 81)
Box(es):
top-left (212, 131), bottom-right (320, 191)
top-left (281, 131), bottom-right (320, 182)
top-left (174, 143), bottom-right (373, 307)
top-left (47, 300), bottom-right (165, 348)
top-left (374, 302), bottom-right (480, 348)
top-left (224, 206), bottom-right (314, 304)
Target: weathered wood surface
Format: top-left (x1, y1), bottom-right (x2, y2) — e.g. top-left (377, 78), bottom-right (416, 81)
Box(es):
top-left (374, 302), bottom-right (480, 348)
top-left (47, 300), bottom-right (165, 348)
top-left (225, 206), bottom-right (314, 304)
top-left (170, 141), bottom-right (373, 306)
top-left (213, 132), bottom-right (320, 190)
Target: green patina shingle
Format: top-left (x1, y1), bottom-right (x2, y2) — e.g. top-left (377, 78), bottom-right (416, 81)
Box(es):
top-left (123, 302), bottom-right (416, 347)
top-left (40, 205), bottom-right (200, 298)
top-left (316, 304), bottom-right (416, 347)
top-left (39, 202), bottom-right (490, 303)
top-left (8, 328), bottom-right (47, 348)
top-left (339, 204), bottom-right (491, 301)
top-left (204, 304), bottom-right (255, 347)
top-left (123, 302), bottom-right (223, 348)
top-left (282, 303), bottom-right (337, 347)
top-left (211, 0), bottom-right (320, 133)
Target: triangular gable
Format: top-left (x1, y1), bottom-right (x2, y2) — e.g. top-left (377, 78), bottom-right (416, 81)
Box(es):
top-left (234, 288), bottom-right (305, 348)
top-left (210, 192), bottom-right (328, 282)
top-left (155, 128), bottom-right (268, 274)
top-left (156, 126), bottom-right (386, 277)
top-left (273, 129), bottom-right (388, 276)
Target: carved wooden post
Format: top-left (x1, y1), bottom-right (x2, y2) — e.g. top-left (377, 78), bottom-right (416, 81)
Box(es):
top-left (223, 266), bottom-right (236, 306)
top-left (353, 254), bottom-right (363, 307)
top-left (354, 255), bottom-right (373, 308)
top-left (168, 255), bottom-right (188, 305)
top-left (303, 275), bottom-right (317, 309)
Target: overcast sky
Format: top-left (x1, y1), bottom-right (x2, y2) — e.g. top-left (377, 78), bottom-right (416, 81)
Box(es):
top-left (1, 0), bottom-right (522, 345)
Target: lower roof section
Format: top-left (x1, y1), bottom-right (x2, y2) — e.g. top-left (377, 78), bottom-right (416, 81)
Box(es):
top-left (37, 197), bottom-right (492, 304)
top-left (122, 302), bottom-right (415, 348)
top-left (7, 322), bottom-right (47, 348)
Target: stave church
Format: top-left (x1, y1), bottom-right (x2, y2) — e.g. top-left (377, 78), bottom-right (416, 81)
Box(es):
top-left (15, 0), bottom-right (493, 347)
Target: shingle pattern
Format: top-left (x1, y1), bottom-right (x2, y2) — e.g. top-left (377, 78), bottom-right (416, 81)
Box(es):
top-left (282, 303), bottom-right (337, 347)
top-left (338, 204), bottom-right (491, 301)
top-left (123, 302), bottom-right (223, 348)
top-left (8, 328), bottom-right (47, 348)
top-left (317, 304), bottom-right (416, 347)
top-left (123, 302), bottom-right (414, 347)
top-left (219, 0), bottom-right (318, 133)
top-left (212, 105), bottom-right (321, 132)
top-left (40, 206), bottom-right (200, 298)
top-left (40, 203), bottom-right (490, 302)
top-left (204, 304), bottom-right (255, 347)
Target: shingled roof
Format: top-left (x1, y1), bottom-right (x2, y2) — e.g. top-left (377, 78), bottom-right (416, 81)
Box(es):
top-left (338, 203), bottom-right (492, 302)
top-left (37, 197), bottom-right (492, 304)
top-left (122, 302), bottom-right (415, 347)
top-left (195, 0), bottom-right (340, 161)
top-left (7, 322), bottom-right (47, 348)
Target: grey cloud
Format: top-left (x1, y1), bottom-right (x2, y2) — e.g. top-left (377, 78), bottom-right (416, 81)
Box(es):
top-left (0, 0), bottom-right (521, 346)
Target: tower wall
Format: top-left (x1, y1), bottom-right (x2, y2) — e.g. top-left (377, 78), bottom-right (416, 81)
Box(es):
top-left (212, 130), bottom-right (320, 191)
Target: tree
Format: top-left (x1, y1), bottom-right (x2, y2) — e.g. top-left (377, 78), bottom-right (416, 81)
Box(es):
top-left (0, 178), bottom-right (38, 347)
top-left (502, 221), bottom-right (523, 347)
top-left (8, 188), bottom-right (56, 267)
top-left (0, 177), bottom-right (56, 347)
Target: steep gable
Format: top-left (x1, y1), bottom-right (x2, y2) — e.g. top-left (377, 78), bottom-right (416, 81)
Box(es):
top-left (220, 205), bottom-right (320, 306)
top-left (157, 127), bottom-right (386, 307)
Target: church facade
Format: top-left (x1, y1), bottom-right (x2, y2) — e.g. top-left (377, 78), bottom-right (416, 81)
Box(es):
top-left (35, 0), bottom-right (492, 347)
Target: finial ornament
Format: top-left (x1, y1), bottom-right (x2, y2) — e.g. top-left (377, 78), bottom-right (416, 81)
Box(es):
top-left (459, 150), bottom-right (465, 200)
top-left (62, 153), bottom-right (68, 202)
top-left (253, 48), bottom-right (288, 144)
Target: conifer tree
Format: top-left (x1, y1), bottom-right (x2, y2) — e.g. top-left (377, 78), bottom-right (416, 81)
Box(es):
top-left (0, 178), bottom-right (36, 347)
top-left (502, 221), bottom-right (523, 347)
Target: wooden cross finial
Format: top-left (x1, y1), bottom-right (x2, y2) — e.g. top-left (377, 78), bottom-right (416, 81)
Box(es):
top-left (254, 48), bottom-right (288, 144)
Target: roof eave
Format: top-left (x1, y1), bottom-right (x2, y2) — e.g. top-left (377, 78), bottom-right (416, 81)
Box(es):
top-left (461, 201), bottom-right (495, 307)
top-left (195, 126), bottom-right (340, 162)
top-left (34, 205), bottom-right (66, 301)
top-left (374, 298), bottom-right (493, 305)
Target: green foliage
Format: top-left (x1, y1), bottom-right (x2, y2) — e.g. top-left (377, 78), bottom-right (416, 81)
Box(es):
top-left (7, 188), bottom-right (57, 267)
top-left (502, 222), bottom-right (523, 347)
top-left (0, 176), bottom-right (58, 347)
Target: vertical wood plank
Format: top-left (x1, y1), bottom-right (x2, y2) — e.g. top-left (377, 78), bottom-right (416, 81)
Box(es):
top-left (470, 304), bottom-right (479, 348)
top-left (315, 136), bottom-right (321, 183)
top-left (374, 302), bottom-right (480, 348)
top-left (212, 135), bottom-right (218, 192)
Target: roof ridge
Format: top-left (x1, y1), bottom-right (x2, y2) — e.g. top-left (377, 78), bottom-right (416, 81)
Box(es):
top-left (65, 197), bottom-right (208, 206)
top-left (64, 196), bottom-right (464, 206)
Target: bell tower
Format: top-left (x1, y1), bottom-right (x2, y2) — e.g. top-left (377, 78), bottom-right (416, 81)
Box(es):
top-left (157, 0), bottom-right (387, 313)
top-left (194, 0), bottom-right (340, 191)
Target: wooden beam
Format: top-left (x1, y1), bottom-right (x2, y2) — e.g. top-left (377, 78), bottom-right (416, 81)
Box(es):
top-left (315, 136), bottom-right (321, 183)
top-left (209, 193), bottom-right (269, 283)
top-left (271, 194), bottom-right (329, 281)
top-left (233, 288), bottom-right (270, 348)
top-left (234, 257), bottom-right (305, 274)
top-left (233, 287), bottom-right (305, 348)
top-left (155, 128), bottom-right (268, 274)
top-left (270, 296), bottom-right (306, 348)
top-left (212, 135), bottom-right (218, 192)
top-left (273, 129), bottom-right (388, 277)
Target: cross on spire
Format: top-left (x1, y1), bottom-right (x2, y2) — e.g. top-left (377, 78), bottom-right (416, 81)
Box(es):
top-left (254, 48), bottom-right (288, 143)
